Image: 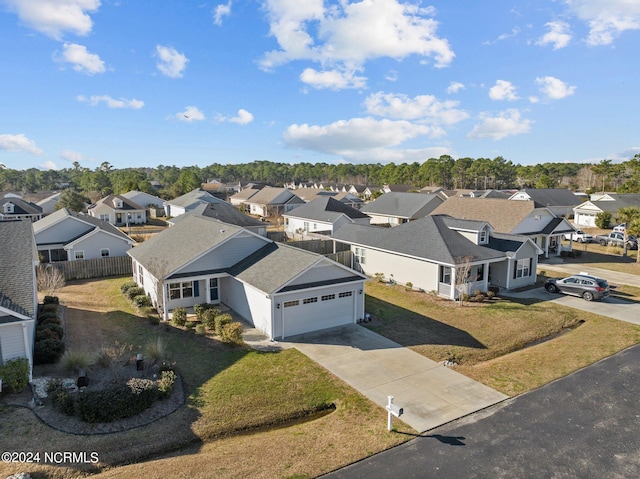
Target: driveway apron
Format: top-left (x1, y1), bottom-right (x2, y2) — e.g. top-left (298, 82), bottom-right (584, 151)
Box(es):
top-left (278, 324), bottom-right (507, 433)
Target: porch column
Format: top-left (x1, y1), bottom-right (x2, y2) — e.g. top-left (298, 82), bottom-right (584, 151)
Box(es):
top-left (162, 281), bottom-right (169, 321)
top-left (451, 266), bottom-right (457, 300)
top-left (483, 262), bottom-right (489, 289)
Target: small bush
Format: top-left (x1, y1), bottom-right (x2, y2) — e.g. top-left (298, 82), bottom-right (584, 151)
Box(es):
top-left (474, 293), bottom-right (485, 303)
top-left (185, 320), bottom-right (196, 332)
top-left (193, 303), bottom-right (217, 320)
top-left (47, 380), bottom-right (75, 416)
top-left (171, 307), bottom-right (187, 327)
top-left (34, 339), bottom-right (65, 365)
top-left (39, 303), bottom-right (59, 314)
top-left (37, 311), bottom-right (59, 323)
top-left (473, 289), bottom-right (482, 297)
top-left (405, 281), bottom-right (413, 291)
top-left (120, 281), bottom-right (138, 294)
top-left (126, 286), bottom-right (145, 300)
top-left (488, 285), bottom-right (500, 295)
top-left (220, 322), bottom-right (244, 345)
top-left (0, 357), bottom-right (30, 393)
top-left (201, 308), bottom-right (219, 330)
top-left (461, 294), bottom-right (470, 302)
top-left (214, 313), bottom-right (233, 336)
top-left (195, 324), bottom-right (207, 335)
top-left (374, 272), bottom-right (385, 283)
top-left (144, 337), bottom-right (166, 363)
top-left (487, 290), bottom-right (495, 299)
top-left (36, 323), bottom-right (64, 341)
top-left (61, 350), bottom-right (92, 373)
top-left (77, 379), bottom-right (157, 423)
top-left (157, 370), bottom-right (177, 399)
top-left (43, 295), bottom-right (60, 305)
top-left (40, 316), bottom-right (62, 326)
top-left (133, 294), bottom-right (151, 308)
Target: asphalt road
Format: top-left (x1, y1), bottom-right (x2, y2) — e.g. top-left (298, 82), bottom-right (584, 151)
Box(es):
top-left (323, 344), bottom-right (640, 479)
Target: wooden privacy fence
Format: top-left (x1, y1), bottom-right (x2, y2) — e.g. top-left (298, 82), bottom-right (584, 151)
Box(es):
top-left (48, 256), bottom-right (133, 281)
top-left (285, 239), bottom-right (350, 255)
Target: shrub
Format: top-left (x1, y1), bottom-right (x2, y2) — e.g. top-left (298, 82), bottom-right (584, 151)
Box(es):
top-left (195, 324), bottom-right (207, 335)
top-left (487, 290), bottom-right (495, 299)
top-left (120, 281), bottom-right (138, 294)
top-left (220, 322), bottom-right (244, 345)
top-left (0, 357), bottom-right (30, 393)
top-left (40, 316), bottom-right (62, 326)
top-left (126, 286), bottom-right (145, 300)
top-left (47, 380), bottom-right (76, 416)
top-left (133, 294), bottom-right (151, 308)
top-left (488, 285), bottom-right (500, 295)
top-left (43, 295), bottom-right (59, 305)
top-left (39, 303), bottom-right (59, 314)
top-left (34, 339), bottom-right (65, 365)
top-left (461, 294), bottom-right (470, 302)
top-left (473, 289), bottom-right (482, 297)
top-left (374, 272), bottom-right (385, 283)
top-left (77, 379), bottom-right (158, 423)
top-left (474, 293), bottom-right (485, 303)
top-left (595, 211), bottom-right (612, 229)
top-left (201, 308), bottom-right (219, 330)
top-left (405, 281), bottom-right (413, 291)
top-left (144, 337), bottom-right (166, 363)
top-left (185, 320), bottom-right (196, 332)
top-left (157, 370), bottom-right (177, 399)
top-left (37, 311), bottom-right (59, 323)
top-left (36, 323), bottom-right (64, 341)
top-left (214, 313), bottom-right (233, 336)
top-left (193, 303), bottom-right (217, 320)
top-left (171, 307), bottom-right (187, 327)
top-left (61, 350), bottom-right (92, 373)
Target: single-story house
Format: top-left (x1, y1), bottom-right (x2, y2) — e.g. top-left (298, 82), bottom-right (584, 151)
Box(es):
top-left (361, 192), bottom-right (444, 226)
top-left (168, 201), bottom-right (268, 236)
top-left (35, 192), bottom-right (61, 216)
top-left (229, 187), bottom-right (261, 208)
top-left (573, 194), bottom-right (640, 227)
top-left (165, 189), bottom-right (227, 218)
top-left (0, 197), bottom-right (43, 222)
top-left (243, 187), bottom-right (305, 217)
top-left (283, 197), bottom-right (370, 236)
top-left (431, 197), bottom-right (574, 257)
top-left (122, 190), bottom-right (166, 213)
top-left (33, 208), bottom-right (134, 262)
top-left (332, 215), bottom-right (542, 299)
top-left (87, 194), bottom-right (147, 226)
top-left (0, 220), bottom-right (38, 379)
top-left (128, 215), bottom-right (367, 339)
top-left (509, 188), bottom-right (584, 218)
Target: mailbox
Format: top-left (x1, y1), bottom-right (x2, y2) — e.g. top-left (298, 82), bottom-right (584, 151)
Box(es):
top-left (387, 403), bottom-right (403, 417)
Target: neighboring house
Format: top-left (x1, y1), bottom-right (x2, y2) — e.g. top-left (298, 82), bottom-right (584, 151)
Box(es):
top-left (165, 188), bottom-right (227, 218)
top-left (87, 194), bottom-right (146, 226)
top-left (35, 192), bottom-right (61, 216)
top-left (361, 192), bottom-right (444, 226)
top-left (128, 215), bottom-right (367, 339)
top-left (0, 197), bottom-right (43, 222)
top-left (292, 189), bottom-right (364, 209)
top-left (0, 220), bottom-right (38, 378)
top-left (332, 215), bottom-right (542, 299)
top-left (243, 187), bottom-right (305, 217)
top-left (168, 202), bottom-right (268, 236)
top-left (509, 188), bottom-right (583, 218)
top-left (573, 194), bottom-right (640, 227)
top-left (229, 187), bottom-right (261, 208)
top-left (382, 184), bottom-right (417, 193)
top-left (33, 208), bottom-right (134, 262)
top-left (431, 197), bottom-right (574, 257)
top-left (122, 190), bottom-right (166, 211)
top-left (283, 197), bottom-right (370, 236)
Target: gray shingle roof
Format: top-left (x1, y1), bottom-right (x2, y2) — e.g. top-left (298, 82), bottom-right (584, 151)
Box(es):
top-left (360, 192), bottom-right (444, 219)
top-left (284, 197), bottom-right (369, 222)
top-left (0, 197), bottom-right (42, 215)
top-left (168, 189), bottom-right (226, 209)
top-left (170, 202), bottom-right (265, 228)
top-left (33, 208), bottom-right (132, 242)
top-left (514, 188), bottom-right (583, 207)
top-left (580, 194), bottom-right (640, 212)
top-left (244, 186), bottom-right (296, 205)
top-left (332, 216), bottom-right (505, 265)
top-left (229, 188), bottom-right (260, 202)
top-left (0, 220), bottom-right (36, 319)
top-left (93, 194), bottom-right (145, 211)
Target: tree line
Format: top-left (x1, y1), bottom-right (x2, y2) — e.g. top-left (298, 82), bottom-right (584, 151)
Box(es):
top-left (2, 154), bottom-right (640, 201)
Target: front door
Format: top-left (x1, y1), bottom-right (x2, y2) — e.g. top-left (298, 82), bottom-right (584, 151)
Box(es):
top-left (209, 278), bottom-right (220, 303)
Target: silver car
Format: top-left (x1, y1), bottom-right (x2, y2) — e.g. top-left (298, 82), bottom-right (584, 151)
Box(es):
top-left (544, 274), bottom-right (610, 301)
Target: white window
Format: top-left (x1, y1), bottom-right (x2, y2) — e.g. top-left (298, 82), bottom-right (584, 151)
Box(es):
top-left (440, 266), bottom-right (451, 285)
top-left (354, 247), bottom-right (366, 265)
top-left (75, 250), bottom-right (84, 260)
top-left (3, 203), bottom-right (14, 214)
top-left (169, 281), bottom-right (193, 300)
top-left (479, 230), bottom-right (487, 243)
top-left (516, 259), bottom-right (531, 278)
top-left (303, 221), bottom-right (309, 232)
top-left (100, 248), bottom-right (110, 257)
top-left (138, 265), bottom-right (144, 286)
top-left (99, 214), bottom-right (110, 222)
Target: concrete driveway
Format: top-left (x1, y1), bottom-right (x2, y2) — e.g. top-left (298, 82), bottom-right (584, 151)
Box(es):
top-left (278, 325), bottom-right (507, 433)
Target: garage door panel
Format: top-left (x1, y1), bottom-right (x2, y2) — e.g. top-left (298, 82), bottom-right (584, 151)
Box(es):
top-left (282, 290), bottom-right (355, 338)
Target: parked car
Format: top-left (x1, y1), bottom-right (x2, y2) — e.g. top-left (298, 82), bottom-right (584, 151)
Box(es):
top-left (563, 230), bottom-right (593, 243)
top-left (595, 232), bottom-right (638, 249)
top-left (545, 274), bottom-right (610, 301)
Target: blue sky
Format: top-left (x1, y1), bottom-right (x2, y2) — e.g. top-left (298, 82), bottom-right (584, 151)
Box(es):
top-left (1, 0), bottom-right (639, 172)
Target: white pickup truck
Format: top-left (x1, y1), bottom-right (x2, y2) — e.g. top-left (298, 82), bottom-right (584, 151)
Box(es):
top-left (563, 230), bottom-right (593, 243)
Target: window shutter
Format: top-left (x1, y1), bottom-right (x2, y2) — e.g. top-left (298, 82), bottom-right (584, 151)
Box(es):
top-left (513, 261), bottom-right (517, 279)
top-left (194, 281), bottom-right (200, 297)
top-left (528, 258), bottom-right (533, 276)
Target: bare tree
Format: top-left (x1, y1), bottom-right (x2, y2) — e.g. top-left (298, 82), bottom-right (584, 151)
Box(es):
top-left (36, 264), bottom-right (66, 296)
top-left (454, 256), bottom-right (473, 307)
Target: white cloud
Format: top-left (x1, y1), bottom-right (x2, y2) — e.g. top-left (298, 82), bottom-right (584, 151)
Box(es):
top-left (260, 0), bottom-right (454, 89)
top-left (177, 106), bottom-right (205, 122)
top-left (299, 67), bottom-right (367, 90)
top-left (467, 109), bottom-right (532, 140)
top-left (2, 0), bottom-right (100, 40)
top-left (364, 92), bottom-right (468, 126)
top-left (58, 42), bottom-right (105, 75)
top-left (535, 76), bottom-right (576, 100)
top-left (40, 160), bottom-right (58, 170)
top-left (229, 109), bottom-right (254, 125)
top-left (447, 81), bottom-right (465, 94)
top-left (565, 0), bottom-right (640, 45)
top-left (77, 95), bottom-right (144, 109)
top-left (156, 45), bottom-right (188, 78)
top-left (60, 149), bottom-right (87, 162)
top-left (536, 21), bottom-right (572, 49)
top-left (0, 133), bottom-right (44, 155)
top-left (489, 80), bottom-right (519, 101)
top-left (213, 1), bottom-right (232, 26)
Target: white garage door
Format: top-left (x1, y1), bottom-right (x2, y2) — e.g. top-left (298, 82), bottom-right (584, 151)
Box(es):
top-left (281, 290), bottom-right (355, 338)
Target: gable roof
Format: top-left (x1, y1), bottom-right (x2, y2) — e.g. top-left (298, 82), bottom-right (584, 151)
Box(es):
top-left (0, 197), bottom-right (42, 215)
top-left (0, 220), bottom-right (37, 319)
top-left (33, 208), bottom-right (133, 243)
top-left (431, 197), bottom-right (537, 233)
top-left (361, 192), bottom-right (443, 219)
top-left (511, 188), bottom-right (583, 207)
top-left (284, 197), bottom-right (369, 223)
top-left (122, 190), bottom-right (165, 207)
top-left (332, 215), bottom-right (505, 265)
top-left (578, 194), bottom-right (640, 212)
top-left (167, 189), bottom-right (226, 209)
top-left (229, 188), bottom-right (261, 202)
top-left (92, 194), bottom-right (145, 211)
top-left (170, 202), bottom-right (265, 228)
top-left (244, 186), bottom-right (295, 205)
